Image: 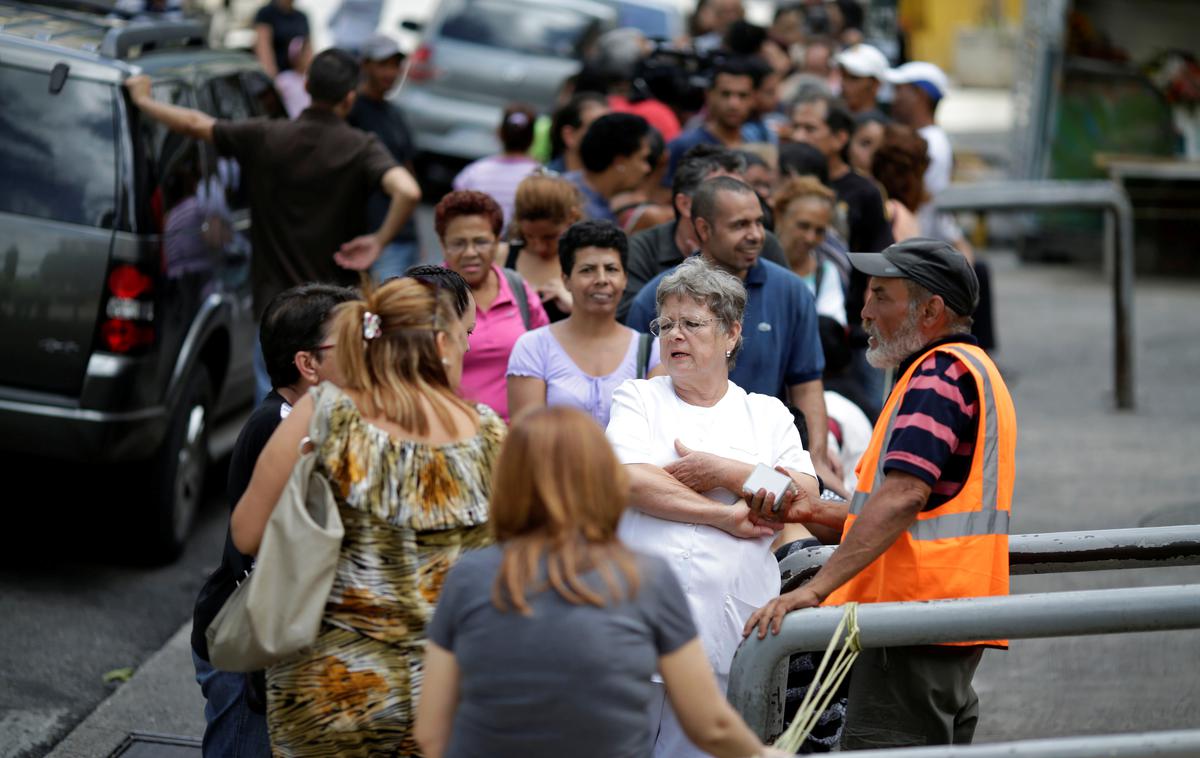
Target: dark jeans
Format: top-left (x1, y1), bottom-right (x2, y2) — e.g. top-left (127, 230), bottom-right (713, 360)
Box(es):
top-left (192, 651), bottom-right (270, 758)
top-left (841, 645), bottom-right (984, 750)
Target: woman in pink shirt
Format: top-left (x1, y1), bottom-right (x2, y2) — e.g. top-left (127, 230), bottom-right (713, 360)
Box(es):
top-left (437, 191), bottom-right (549, 421)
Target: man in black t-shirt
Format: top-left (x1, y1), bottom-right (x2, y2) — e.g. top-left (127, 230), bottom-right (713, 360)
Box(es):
top-left (254, 0), bottom-right (310, 77)
top-left (348, 34), bottom-right (421, 282)
top-left (190, 284), bottom-right (355, 758)
top-left (127, 48), bottom-right (421, 400)
top-left (789, 92), bottom-right (893, 412)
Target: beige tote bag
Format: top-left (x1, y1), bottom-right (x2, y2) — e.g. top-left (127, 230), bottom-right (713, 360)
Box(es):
top-left (206, 433), bottom-right (344, 672)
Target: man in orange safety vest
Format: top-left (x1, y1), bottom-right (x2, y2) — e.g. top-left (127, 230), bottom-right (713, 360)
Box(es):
top-left (744, 237), bottom-right (1016, 749)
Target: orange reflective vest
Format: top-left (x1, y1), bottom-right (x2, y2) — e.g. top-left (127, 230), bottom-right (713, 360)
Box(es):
top-left (824, 341), bottom-right (1016, 647)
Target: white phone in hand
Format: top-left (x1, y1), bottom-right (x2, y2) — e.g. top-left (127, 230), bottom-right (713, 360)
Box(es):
top-left (743, 463), bottom-right (793, 512)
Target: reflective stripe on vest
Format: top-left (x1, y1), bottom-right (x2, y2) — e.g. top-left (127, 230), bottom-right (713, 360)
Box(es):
top-left (823, 339), bottom-right (1015, 649)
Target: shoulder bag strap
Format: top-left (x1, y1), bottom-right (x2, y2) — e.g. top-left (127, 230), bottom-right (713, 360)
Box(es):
top-left (501, 267), bottom-right (531, 330)
top-left (636, 331), bottom-right (653, 379)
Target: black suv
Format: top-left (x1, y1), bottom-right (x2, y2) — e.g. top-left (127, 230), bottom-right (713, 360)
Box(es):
top-left (0, 1), bottom-right (284, 559)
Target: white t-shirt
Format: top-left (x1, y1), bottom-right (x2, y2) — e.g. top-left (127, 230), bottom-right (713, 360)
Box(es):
top-left (916, 123), bottom-right (965, 243)
top-left (800, 258), bottom-right (847, 326)
top-left (605, 376), bottom-right (815, 679)
top-left (823, 390), bottom-right (873, 493)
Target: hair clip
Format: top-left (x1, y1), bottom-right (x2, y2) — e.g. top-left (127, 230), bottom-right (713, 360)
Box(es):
top-left (506, 111), bottom-right (530, 127)
top-left (363, 311), bottom-right (382, 340)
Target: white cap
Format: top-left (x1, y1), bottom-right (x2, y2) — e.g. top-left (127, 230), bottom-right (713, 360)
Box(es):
top-left (834, 44), bottom-right (889, 80)
top-left (884, 61), bottom-right (949, 100)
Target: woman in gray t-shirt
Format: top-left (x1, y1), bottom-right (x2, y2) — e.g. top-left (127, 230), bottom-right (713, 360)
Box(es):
top-left (415, 406), bottom-right (782, 758)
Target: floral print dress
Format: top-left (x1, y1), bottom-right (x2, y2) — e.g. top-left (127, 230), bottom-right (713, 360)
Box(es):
top-left (266, 383), bottom-right (504, 756)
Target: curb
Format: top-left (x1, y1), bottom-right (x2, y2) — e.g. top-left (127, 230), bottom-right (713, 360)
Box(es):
top-left (47, 623), bottom-right (205, 758)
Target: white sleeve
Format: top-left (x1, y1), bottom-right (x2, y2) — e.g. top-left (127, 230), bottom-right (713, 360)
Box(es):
top-left (815, 260), bottom-right (847, 326)
top-left (606, 380), bottom-right (656, 465)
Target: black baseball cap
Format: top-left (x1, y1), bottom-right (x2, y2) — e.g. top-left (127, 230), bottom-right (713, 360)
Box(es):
top-left (848, 238), bottom-right (980, 316)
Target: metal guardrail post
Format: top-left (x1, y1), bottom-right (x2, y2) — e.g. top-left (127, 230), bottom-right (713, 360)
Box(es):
top-left (933, 180), bottom-right (1136, 409)
top-left (728, 584), bottom-right (1200, 740)
top-left (837, 729), bottom-right (1200, 758)
top-left (779, 525), bottom-right (1200, 592)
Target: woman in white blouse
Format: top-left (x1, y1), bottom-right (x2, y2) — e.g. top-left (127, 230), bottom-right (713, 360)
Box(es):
top-left (605, 257), bottom-right (823, 758)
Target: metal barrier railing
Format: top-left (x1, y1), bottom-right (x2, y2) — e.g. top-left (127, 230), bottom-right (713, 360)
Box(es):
top-left (933, 180), bottom-right (1136, 409)
top-left (832, 729), bottom-right (1200, 758)
top-left (728, 584), bottom-right (1200, 741)
top-left (780, 525), bottom-right (1200, 592)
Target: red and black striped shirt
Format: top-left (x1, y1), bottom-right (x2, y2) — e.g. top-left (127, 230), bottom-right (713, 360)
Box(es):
top-left (882, 336), bottom-right (981, 512)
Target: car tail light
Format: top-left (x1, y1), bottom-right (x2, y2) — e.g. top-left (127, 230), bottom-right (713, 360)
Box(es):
top-left (406, 45), bottom-right (440, 83)
top-left (108, 264), bottom-right (153, 299)
top-left (100, 263), bottom-right (156, 353)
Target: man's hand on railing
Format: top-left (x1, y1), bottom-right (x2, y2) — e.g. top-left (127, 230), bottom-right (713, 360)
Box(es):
top-left (743, 588), bottom-right (823, 640)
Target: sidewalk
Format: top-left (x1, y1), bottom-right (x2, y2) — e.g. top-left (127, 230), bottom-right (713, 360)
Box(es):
top-left (45, 624), bottom-right (203, 758)
top-left (45, 252), bottom-right (1200, 752)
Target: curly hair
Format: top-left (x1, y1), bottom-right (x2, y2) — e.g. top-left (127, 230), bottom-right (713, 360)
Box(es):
top-left (558, 219), bottom-right (628, 274)
top-left (434, 190), bottom-right (504, 239)
top-left (871, 123), bottom-right (930, 212)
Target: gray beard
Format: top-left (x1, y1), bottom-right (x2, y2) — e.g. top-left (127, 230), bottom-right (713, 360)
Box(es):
top-left (864, 312), bottom-right (928, 369)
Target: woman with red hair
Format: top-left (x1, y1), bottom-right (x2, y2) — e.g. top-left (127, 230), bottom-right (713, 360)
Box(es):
top-left (436, 190), bottom-right (549, 420)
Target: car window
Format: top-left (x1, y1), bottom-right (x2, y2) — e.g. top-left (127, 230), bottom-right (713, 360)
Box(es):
top-left (437, 0), bottom-right (605, 58)
top-left (0, 64), bottom-right (117, 228)
top-left (241, 70), bottom-right (287, 119)
top-left (204, 74), bottom-right (256, 212)
top-left (138, 82), bottom-right (215, 276)
top-left (209, 74), bottom-right (254, 121)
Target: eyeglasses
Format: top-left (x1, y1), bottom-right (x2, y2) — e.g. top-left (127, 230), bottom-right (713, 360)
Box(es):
top-left (312, 344), bottom-right (335, 353)
top-left (649, 317), bottom-right (719, 337)
top-left (444, 237), bottom-right (496, 255)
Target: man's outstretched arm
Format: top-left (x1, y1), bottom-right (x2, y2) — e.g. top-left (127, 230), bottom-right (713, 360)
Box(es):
top-left (125, 75), bottom-right (216, 143)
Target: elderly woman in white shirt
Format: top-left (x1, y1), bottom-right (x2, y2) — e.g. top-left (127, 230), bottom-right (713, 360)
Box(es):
top-left (605, 256), bottom-right (823, 758)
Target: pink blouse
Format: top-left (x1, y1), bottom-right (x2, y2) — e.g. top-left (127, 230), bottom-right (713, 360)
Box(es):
top-left (460, 265), bottom-right (550, 420)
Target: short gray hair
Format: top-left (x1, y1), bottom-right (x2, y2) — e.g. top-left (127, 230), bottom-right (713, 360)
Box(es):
top-left (655, 257), bottom-right (747, 368)
top-left (905, 280), bottom-right (973, 334)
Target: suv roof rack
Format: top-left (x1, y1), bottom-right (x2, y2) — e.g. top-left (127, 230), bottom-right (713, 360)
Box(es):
top-left (18, 0), bottom-right (132, 18)
top-left (101, 19), bottom-right (206, 59)
top-left (5, 1), bottom-right (208, 59)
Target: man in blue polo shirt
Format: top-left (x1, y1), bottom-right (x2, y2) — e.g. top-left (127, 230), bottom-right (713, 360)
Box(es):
top-left (626, 176), bottom-right (836, 485)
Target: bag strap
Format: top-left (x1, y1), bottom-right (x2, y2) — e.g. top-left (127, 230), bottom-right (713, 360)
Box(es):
top-left (502, 267), bottom-right (531, 330)
top-left (636, 331), bottom-right (653, 380)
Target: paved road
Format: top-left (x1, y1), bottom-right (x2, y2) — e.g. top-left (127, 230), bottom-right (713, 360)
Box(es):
top-left (970, 253), bottom-right (1200, 740)
top-left (0, 460), bottom-right (228, 758)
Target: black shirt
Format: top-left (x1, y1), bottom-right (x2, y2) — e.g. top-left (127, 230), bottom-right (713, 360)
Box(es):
top-left (347, 95), bottom-right (418, 243)
top-left (213, 109), bottom-right (396, 318)
top-left (503, 246), bottom-right (570, 323)
top-left (254, 2), bottom-right (310, 74)
top-left (191, 391), bottom-right (290, 661)
top-left (831, 169), bottom-right (894, 330)
top-left (617, 220), bottom-right (791, 321)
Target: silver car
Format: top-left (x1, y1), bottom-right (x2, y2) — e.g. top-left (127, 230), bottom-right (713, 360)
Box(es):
top-left (395, 0), bottom-right (617, 179)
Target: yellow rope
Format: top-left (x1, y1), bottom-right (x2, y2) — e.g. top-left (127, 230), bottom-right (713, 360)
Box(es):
top-left (771, 602), bottom-right (861, 753)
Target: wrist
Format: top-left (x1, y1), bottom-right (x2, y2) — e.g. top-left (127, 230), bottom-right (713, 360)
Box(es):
top-left (724, 458), bottom-right (753, 492)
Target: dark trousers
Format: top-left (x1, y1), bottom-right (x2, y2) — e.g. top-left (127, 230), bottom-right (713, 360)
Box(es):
top-left (841, 645), bottom-right (984, 750)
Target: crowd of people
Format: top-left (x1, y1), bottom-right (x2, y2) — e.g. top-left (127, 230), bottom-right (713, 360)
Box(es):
top-left (126, 1), bottom-right (1017, 755)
